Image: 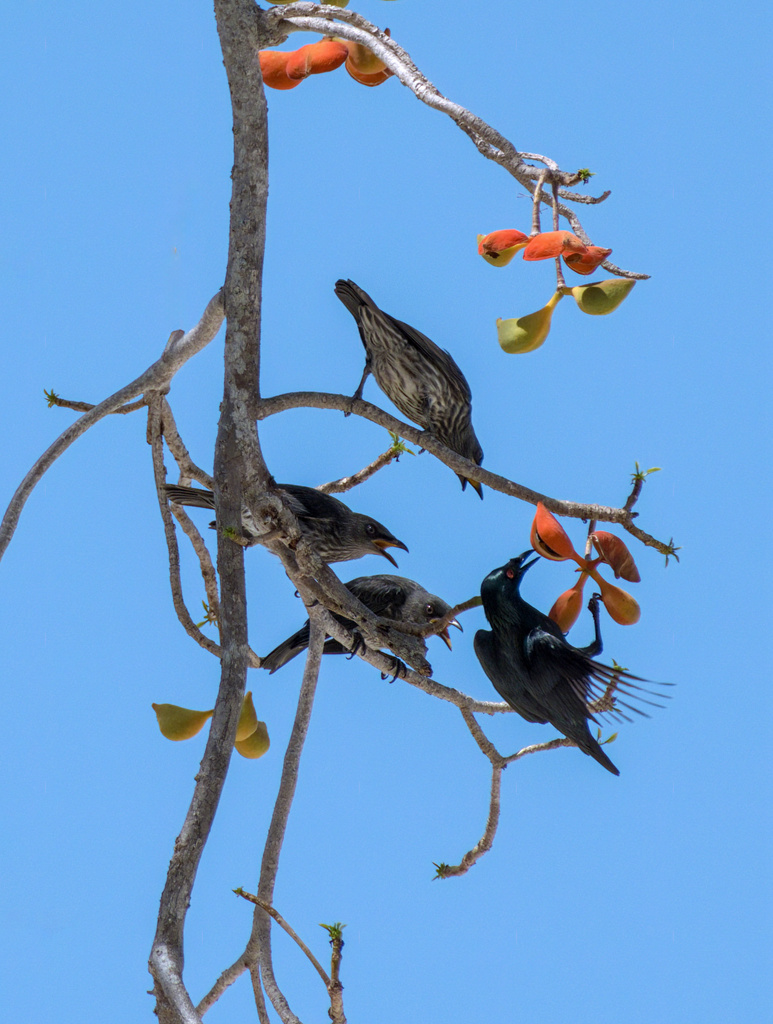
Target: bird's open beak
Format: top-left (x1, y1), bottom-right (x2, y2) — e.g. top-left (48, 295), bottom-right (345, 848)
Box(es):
top-left (373, 538), bottom-right (409, 568)
top-left (435, 617), bottom-right (463, 650)
top-left (517, 549), bottom-right (540, 572)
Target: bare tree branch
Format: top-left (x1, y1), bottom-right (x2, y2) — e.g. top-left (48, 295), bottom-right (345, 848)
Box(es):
top-left (235, 891), bottom-right (331, 988)
top-left (149, 0), bottom-right (272, 1017)
top-left (160, 396), bottom-right (215, 489)
top-left (316, 434), bottom-right (410, 494)
top-left (257, 391), bottom-right (672, 553)
top-left (252, 609), bottom-right (327, 1024)
top-left (435, 764), bottom-right (502, 878)
top-left (196, 952), bottom-right (253, 1016)
top-left (268, 5), bottom-right (648, 279)
top-left (147, 395), bottom-right (230, 661)
top-left (0, 291), bottom-right (224, 563)
top-left (44, 390), bottom-right (150, 415)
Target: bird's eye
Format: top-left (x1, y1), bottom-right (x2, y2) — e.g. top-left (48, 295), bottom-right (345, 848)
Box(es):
top-left (506, 569), bottom-right (514, 579)
top-left (365, 523), bottom-right (376, 536)
top-left (425, 603), bottom-right (435, 617)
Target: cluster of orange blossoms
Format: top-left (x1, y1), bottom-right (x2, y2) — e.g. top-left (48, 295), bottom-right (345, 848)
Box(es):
top-left (259, 37), bottom-right (393, 90)
top-left (152, 692), bottom-right (270, 759)
top-left (530, 503), bottom-right (642, 632)
top-left (478, 229), bottom-right (612, 276)
top-left (477, 229), bottom-right (636, 354)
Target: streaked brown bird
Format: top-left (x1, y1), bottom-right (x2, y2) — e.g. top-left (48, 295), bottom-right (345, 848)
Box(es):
top-left (164, 483), bottom-right (408, 567)
top-left (474, 552), bottom-right (668, 775)
top-left (334, 279), bottom-right (484, 496)
top-left (260, 574), bottom-right (461, 674)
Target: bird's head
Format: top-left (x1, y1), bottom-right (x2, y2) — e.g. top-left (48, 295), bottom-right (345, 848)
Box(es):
top-left (358, 517), bottom-right (409, 568)
top-left (504, 550), bottom-right (539, 580)
top-left (424, 598), bottom-right (463, 650)
top-left (480, 550), bottom-right (539, 601)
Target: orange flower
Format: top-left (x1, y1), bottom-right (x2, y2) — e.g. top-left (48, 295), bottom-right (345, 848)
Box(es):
top-left (478, 229), bottom-right (529, 267)
top-left (343, 33), bottom-right (394, 86)
top-left (590, 532), bottom-right (641, 582)
top-left (593, 574), bottom-right (641, 625)
top-left (522, 231), bottom-right (587, 262)
top-left (285, 40), bottom-right (349, 80)
top-left (530, 502), bottom-right (580, 561)
top-left (346, 64), bottom-right (393, 86)
top-left (563, 246), bottom-right (612, 276)
top-left (259, 50), bottom-right (303, 91)
top-left (549, 573), bottom-right (589, 632)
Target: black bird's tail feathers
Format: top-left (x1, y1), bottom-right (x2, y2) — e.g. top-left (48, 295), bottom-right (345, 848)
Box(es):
top-left (573, 725), bottom-right (620, 776)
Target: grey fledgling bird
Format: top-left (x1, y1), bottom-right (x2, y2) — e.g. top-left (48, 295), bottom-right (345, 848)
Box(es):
top-left (474, 552), bottom-right (667, 775)
top-left (260, 574), bottom-right (461, 675)
top-left (164, 484), bottom-right (408, 567)
top-left (334, 279), bottom-right (484, 497)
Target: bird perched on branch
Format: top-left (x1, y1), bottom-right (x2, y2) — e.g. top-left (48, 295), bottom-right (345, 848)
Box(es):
top-left (334, 279), bottom-right (484, 496)
top-left (474, 551), bottom-right (666, 775)
top-left (164, 483), bottom-right (408, 566)
top-left (260, 574), bottom-right (461, 675)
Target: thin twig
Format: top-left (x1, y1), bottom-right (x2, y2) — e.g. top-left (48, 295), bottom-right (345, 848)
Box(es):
top-left (552, 183), bottom-right (566, 289)
top-left (252, 610), bottom-right (326, 1024)
top-left (435, 764), bottom-right (502, 878)
top-left (45, 392), bottom-right (150, 415)
top-left (459, 707), bottom-right (503, 762)
top-left (0, 290), bottom-right (224, 563)
top-left (326, 928), bottom-right (347, 1024)
top-left (270, 7), bottom-right (647, 279)
top-left (317, 438), bottom-right (406, 494)
top-left (148, 397), bottom-right (226, 661)
top-left (169, 505), bottom-right (221, 623)
top-left (196, 952), bottom-right (253, 1016)
top-left (160, 396), bottom-right (215, 489)
top-left (438, 712), bottom-right (577, 876)
top-left (531, 168), bottom-right (549, 235)
top-left (502, 737), bottom-right (575, 766)
top-left (235, 891), bottom-right (330, 987)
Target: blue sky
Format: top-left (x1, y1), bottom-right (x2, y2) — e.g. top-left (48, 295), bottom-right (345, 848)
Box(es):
top-left (2, 2), bottom-right (771, 1022)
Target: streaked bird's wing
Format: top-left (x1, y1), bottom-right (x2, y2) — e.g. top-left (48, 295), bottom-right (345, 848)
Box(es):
top-left (164, 485), bottom-right (216, 509)
top-left (385, 314), bottom-right (472, 401)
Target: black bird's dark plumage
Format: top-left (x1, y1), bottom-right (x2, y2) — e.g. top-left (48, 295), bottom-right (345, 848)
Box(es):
top-left (164, 484), bottom-right (408, 566)
top-left (260, 574), bottom-right (461, 674)
top-left (474, 552), bottom-right (667, 775)
top-left (334, 279), bottom-right (484, 496)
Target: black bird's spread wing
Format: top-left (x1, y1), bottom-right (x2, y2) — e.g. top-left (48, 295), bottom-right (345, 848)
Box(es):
top-left (474, 629), bottom-right (547, 723)
top-left (385, 313), bottom-right (472, 402)
top-left (525, 626), bottom-right (669, 724)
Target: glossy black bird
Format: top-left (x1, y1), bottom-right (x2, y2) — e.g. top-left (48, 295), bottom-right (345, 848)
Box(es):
top-left (164, 484), bottom-right (408, 566)
top-left (475, 552), bottom-right (665, 775)
top-left (260, 574), bottom-right (461, 674)
top-left (334, 279), bottom-right (484, 497)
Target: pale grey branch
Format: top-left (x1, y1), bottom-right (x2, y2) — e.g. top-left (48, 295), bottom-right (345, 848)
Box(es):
top-left (258, 392), bottom-right (672, 553)
top-left (436, 765), bottom-right (502, 878)
top-left (253, 610), bottom-right (326, 1024)
top-left (269, 6), bottom-right (644, 274)
top-left (0, 290), bottom-right (224, 563)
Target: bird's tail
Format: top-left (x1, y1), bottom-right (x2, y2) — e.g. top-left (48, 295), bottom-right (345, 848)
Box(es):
top-left (585, 742), bottom-right (620, 776)
top-left (260, 624), bottom-right (311, 674)
top-left (164, 484), bottom-right (216, 510)
top-left (460, 475), bottom-right (484, 499)
top-left (334, 279), bottom-right (372, 319)
top-left (560, 719), bottom-right (620, 775)
top-left (577, 727), bottom-right (620, 775)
